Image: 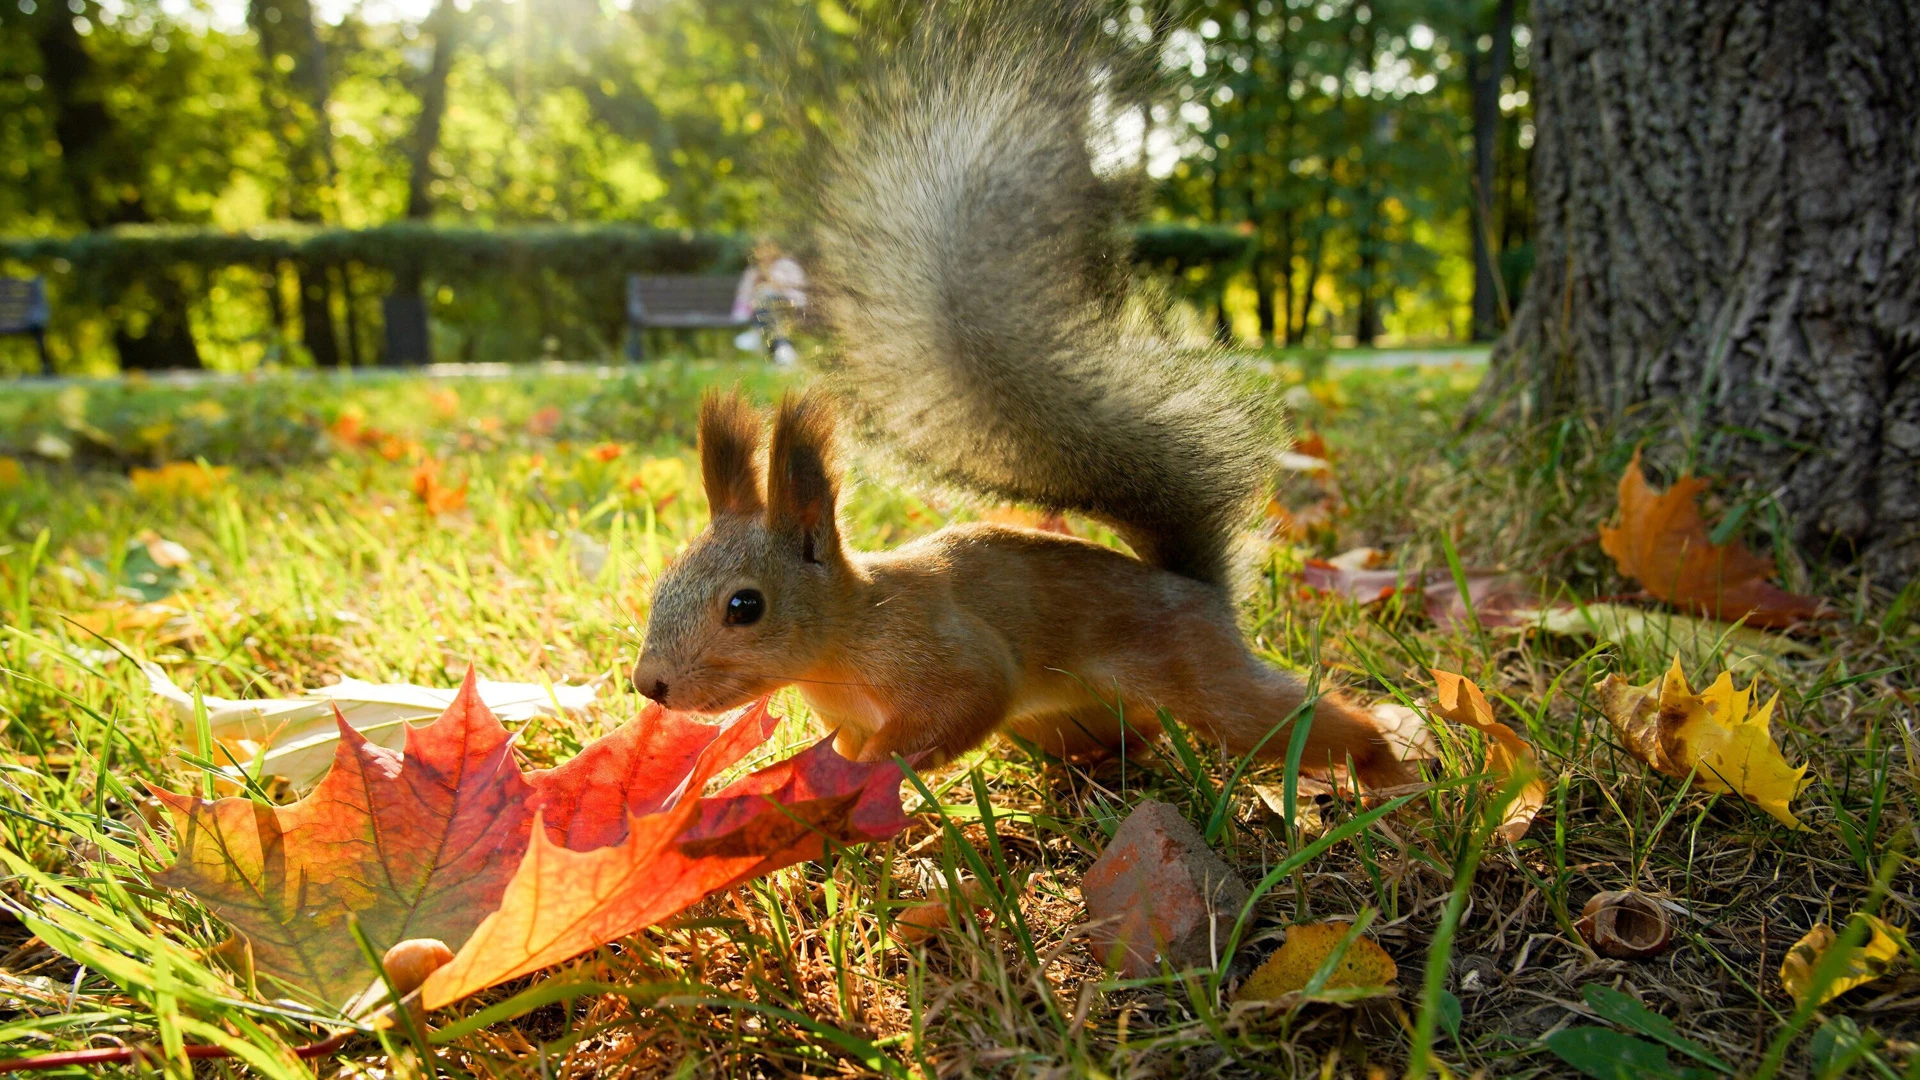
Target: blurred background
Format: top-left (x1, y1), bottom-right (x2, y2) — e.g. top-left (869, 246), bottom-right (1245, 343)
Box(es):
top-left (0, 0), bottom-right (1531, 374)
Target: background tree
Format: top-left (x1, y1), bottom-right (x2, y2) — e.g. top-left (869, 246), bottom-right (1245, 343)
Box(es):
top-left (12, 1), bottom-right (258, 368)
top-left (381, 0), bottom-right (469, 364)
top-left (251, 0), bottom-right (343, 366)
top-left (1482, 0), bottom-right (1919, 573)
top-left (2, 0), bottom-right (1539, 371)
top-left (1159, 0), bottom-right (1484, 347)
top-left (1461, 0), bottom-right (1514, 340)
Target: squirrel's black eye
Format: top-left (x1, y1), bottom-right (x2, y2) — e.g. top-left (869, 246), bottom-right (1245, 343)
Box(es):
top-left (724, 588), bottom-right (766, 626)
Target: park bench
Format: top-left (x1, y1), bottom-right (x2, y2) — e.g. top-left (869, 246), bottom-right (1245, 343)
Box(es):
top-left (0, 277), bottom-right (50, 374)
top-left (626, 273), bottom-right (750, 361)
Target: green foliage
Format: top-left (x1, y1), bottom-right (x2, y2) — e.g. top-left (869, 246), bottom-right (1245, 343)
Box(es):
top-left (1152, 0), bottom-right (1533, 346)
top-left (1130, 223), bottom-right (1255, 274)
top-left (1, 0), bottom-right (1535, 371)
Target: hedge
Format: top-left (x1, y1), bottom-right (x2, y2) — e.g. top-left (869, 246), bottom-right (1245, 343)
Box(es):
top-left (1129, 223), bottom-right (1254, 275)
top-left (0, 223), bottom-right (750, 301)
top-left (0, 222), bottom-right (1251, 371)
top-left (0, 221), bottom-right (1242, 283)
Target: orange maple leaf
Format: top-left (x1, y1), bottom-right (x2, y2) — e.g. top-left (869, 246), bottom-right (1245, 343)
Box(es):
top-left (1598, 450), bottom-right (1826, 629)
top-left (410, 458), bottom-right (467, 514)
top-left (1428, 669), bottom-right (1547, 842)
top-left (153, 671), bottom-right (907, 1008)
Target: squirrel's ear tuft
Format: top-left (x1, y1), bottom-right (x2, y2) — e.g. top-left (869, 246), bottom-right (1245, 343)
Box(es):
top-left (767, 392), bottom-right (843, 564)
top-left (698, 390), bottom-right (765, 517)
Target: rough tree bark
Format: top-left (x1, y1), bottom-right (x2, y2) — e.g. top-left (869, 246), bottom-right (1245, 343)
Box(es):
top-left (385, 0), bottom-right (464, 365)
top-left (1467, 0), bottom-right (1515, 342)
top-left (1483, 0), bottom-right (1920, 574)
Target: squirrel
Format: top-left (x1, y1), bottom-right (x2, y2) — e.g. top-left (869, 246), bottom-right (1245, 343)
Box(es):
top-left (630, 3), bottom-right (1415, 790)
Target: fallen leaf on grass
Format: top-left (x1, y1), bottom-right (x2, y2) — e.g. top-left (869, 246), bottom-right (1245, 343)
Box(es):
top-left (142, 661), bottom-right (597, 790)
top-left (410, 458), bottom-right (467, 514)
top-left (1780, 915), bottom-right (1908, 1007)
top-left (0, 456), bottom-right (21, 487)
top-left (1298, 560), bottom-right (1410, 604)
top-left (1237, 921), bottom-right (1398, 1004)
top-left (153, 670), bottom-right (909, 1008)
top-left (890, 881), bottom-right (999, 945)
top-left (1593, 658), bottom-right (1809, 829)
top-left (1423, 574), bottom-right (1539, 631)
top-left (1296, 562), bottom-right (1541, 630)
top-left (1267, 496), bottom-right (1340, 541)
top-left (1252, 777), bottom-right (1337, 836)
top-left (1515, 602), bottom-right (1812, 667)
top-left (328, 413), bottom-right (384, 449)
top-left (1599, 450), bottom-right (1827, 628)
top-left (424, 731), bottom-right (910, 1007)
top-left (130, 461), bottom-right (231, 499)
top-left (68, 600), bottom-right (186, 637)
top-left (1575, 890), bottom-right (1673, 959)
top-left (1427, 670), bottom-right (1547, 842)
top-left (154, 670), bottom-right (560, 1006)
top-left (1368, 701), bottom-right (1439, 764)
top-left (1275, 450), bottom-right (1332, 476)
top-left (1322, 546), bottom-right (1384, 571)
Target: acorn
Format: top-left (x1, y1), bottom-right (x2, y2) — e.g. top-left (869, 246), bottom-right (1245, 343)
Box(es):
top-left (381, 938), bottom-right (454, 998)
top-left (1575, 889), bottom-right (1672, 959)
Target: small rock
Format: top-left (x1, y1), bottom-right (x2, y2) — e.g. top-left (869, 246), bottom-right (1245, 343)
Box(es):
top-left (1082, 800), bottom-right (1250, 977)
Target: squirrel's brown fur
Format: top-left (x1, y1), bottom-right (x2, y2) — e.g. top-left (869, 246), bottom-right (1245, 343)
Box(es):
top-left (631, 2), bottom-right (1412, 788)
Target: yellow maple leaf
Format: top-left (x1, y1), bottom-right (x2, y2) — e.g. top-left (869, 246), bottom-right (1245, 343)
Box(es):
top-left (1236, 921), bottom-right (1398, 1004)
top-left (1594, 658), bottom-right (1809, 829)
top-left (1428, 669), bottom-right (1547, 843)
top-left (1779, 915), bottom-right (1908, 1007)
top-left (130, 461), bottom-right (232, 499)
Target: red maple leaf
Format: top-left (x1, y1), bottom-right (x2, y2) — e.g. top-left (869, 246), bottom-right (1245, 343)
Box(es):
top-left (154, 670), bottom-right (907, 1008)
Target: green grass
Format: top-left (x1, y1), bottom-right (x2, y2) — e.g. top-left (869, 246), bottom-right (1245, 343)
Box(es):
top-left (0, 356), bottom-right (1913, 1077)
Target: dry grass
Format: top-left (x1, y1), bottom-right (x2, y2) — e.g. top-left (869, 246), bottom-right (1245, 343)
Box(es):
top-left (0, 357), bottom-right (1913, 1078)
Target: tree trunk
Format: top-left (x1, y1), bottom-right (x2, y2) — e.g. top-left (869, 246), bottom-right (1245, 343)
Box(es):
top-left (386, 0), bottom-right (463, 365)
top-left (251, 0), bottom-right (342, 368)
top-left (1468, 0), bottom-right (1515, 342)
top-left (34, 2), bottom-right (202, 369)
top-left (1485, 0), bottom-right (1920, 574)
top-left (1253, 249), bottom-right (1277, 345)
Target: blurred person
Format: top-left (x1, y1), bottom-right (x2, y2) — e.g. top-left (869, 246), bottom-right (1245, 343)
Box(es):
top-left (732, 241), bottom-right (808, 365)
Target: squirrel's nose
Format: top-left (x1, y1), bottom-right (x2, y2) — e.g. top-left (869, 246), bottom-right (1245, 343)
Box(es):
top-left (649, 679), bottom-right (670, 704)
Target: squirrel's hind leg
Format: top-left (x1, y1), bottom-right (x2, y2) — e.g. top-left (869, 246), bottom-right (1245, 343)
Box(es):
top-left (1109, 627), bottom-right (1416, 790)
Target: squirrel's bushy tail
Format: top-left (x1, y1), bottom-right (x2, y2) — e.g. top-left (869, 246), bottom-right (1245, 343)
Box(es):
top-left (807, 2), bottom-right (1275, 589)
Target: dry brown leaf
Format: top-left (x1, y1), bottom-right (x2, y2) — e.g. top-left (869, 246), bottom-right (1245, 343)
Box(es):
top-left (1252, 777), bottom-right (1337, 836)
top-left (1599, 450), bottom-right (1827, 628)
top-left (1427, 670), bottom-right (1547, 842)
top-left (892, 881), bottom-right (995, 945)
